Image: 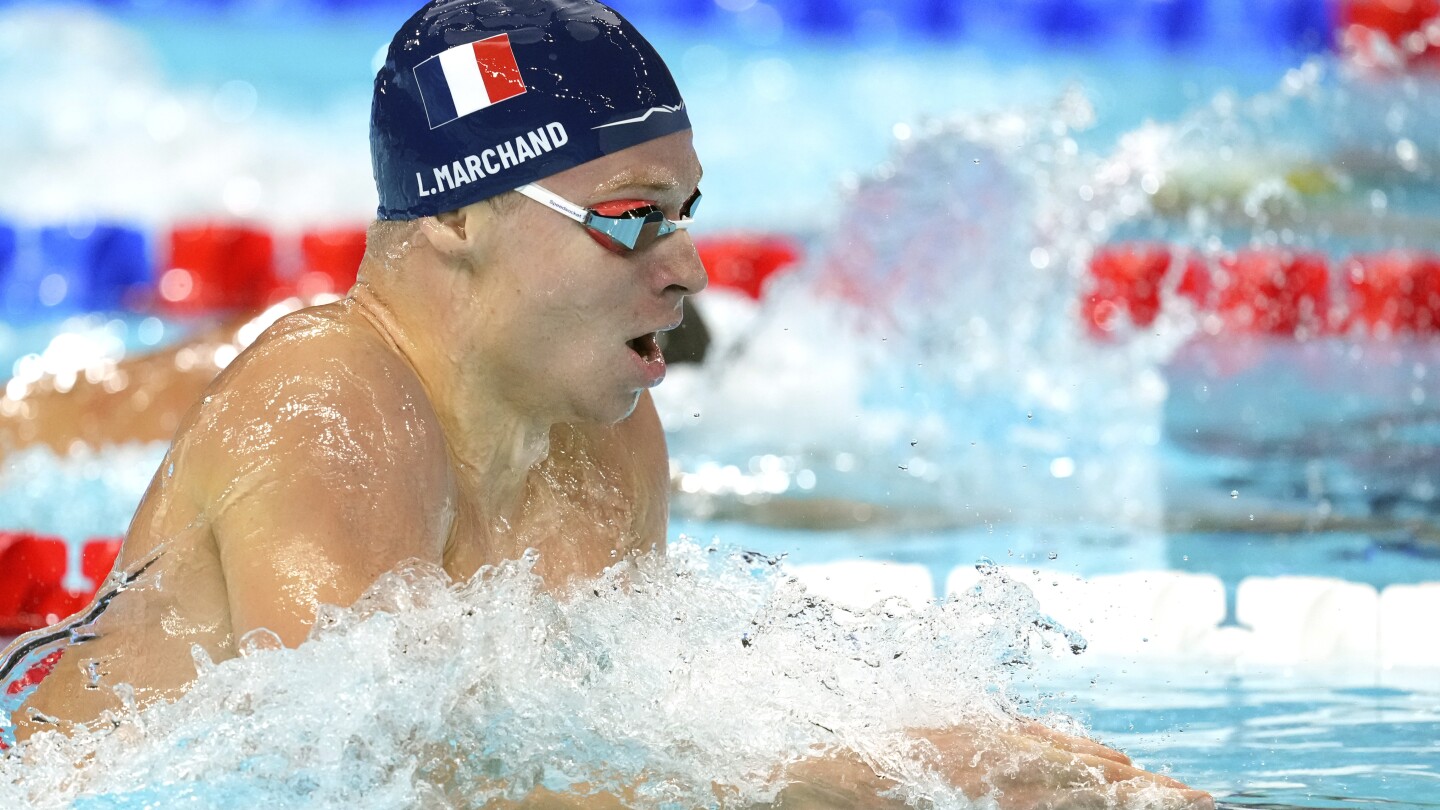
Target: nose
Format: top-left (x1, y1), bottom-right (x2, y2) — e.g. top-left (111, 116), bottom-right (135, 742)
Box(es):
top-left (652, 233), bottom-right (708, 298)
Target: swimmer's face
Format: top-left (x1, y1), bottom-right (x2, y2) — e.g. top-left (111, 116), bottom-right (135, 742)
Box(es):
top-left (463, 130), bottom-right (706, 425)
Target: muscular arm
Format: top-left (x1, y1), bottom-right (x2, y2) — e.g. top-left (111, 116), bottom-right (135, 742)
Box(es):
top-left (192, 323), bottom-right (453, 648)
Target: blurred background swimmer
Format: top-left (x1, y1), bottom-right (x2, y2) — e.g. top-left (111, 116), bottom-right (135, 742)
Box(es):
top-left (0, 0), bottom-right (1214, 805)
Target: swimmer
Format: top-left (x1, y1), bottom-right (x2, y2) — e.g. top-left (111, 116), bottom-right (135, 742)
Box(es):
top-left (2, 1), bottom-right (1212, 806)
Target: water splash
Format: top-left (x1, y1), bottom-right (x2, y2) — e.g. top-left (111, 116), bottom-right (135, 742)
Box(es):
top-left (662, 89), bottom-right (1176, 529)
top-left (1121, 58), bottom-right (1440, 254)
top-left (1, 541), bottom-right (1095, 808)
top-left (658, 57), bottom-right (1440, 531)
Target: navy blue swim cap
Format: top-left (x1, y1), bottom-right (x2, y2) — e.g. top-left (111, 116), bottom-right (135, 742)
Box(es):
top-left (371, 0), bottom-right (691, 220)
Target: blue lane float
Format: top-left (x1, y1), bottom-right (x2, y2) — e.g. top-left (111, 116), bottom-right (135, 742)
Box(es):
top-left (0, 224), bottom-right (151, 319)
top-left (80, 225), bottom-right (152, 311)
top-left (0, 225), bottom-right (15, 302)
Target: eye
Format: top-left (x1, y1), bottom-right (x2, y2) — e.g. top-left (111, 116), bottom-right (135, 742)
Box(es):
top-left (680, 189), bottom-right (702, 219)
top-left (591, 199), bottom-right (660, 219)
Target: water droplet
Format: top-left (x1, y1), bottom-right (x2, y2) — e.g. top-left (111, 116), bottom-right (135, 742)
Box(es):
top-left (1231, 490), bottom-right (1239, 498)
top-left (1047, 551), bottom-right (1058, 561)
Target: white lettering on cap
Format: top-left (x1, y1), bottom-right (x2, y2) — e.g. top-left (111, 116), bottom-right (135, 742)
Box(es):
top-left (419, 122), bottom-right (570, 200)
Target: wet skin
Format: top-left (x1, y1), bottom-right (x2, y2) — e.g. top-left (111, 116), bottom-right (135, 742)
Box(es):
top-left (2, 130), bottom-right (1211, 807)
top-left (11, 132), bottom-right (703, 740)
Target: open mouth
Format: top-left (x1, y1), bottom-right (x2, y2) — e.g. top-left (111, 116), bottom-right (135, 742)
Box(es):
top-left (626, 332), bottom-right (662, 363)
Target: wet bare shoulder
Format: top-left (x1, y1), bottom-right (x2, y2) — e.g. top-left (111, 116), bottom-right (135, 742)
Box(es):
top-left (176, 302), bottom-right (452, 529)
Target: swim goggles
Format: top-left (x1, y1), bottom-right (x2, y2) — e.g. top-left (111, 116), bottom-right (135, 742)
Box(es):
top-left (515, 183), bottom-right (700, 252)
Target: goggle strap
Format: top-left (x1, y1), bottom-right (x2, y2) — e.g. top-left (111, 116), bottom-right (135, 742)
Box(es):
top-left (514, 184), bottom-right (589, 225)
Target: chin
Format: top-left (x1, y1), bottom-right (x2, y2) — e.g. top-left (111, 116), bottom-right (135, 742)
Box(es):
top-left (605, 390), bottom-right (644, 424)
top-left (566, 387), bottom-right (642, 426)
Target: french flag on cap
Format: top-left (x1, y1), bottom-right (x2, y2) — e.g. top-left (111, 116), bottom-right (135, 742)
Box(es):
top-left (413, 34), bottom-right (527, 130)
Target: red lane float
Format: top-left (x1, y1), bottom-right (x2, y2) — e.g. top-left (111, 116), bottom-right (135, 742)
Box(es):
top-left (1342, 250), bottom-right (1440, 334)
top-left (695, 235), bottom-right (802, 300)
top-left (1084, 243), bottom-right (1440, 339)
top-left (147, 226), bottom-right (799, 312)
top-left (0, 534), bottom-right (123, 635)
top-left (1213, 249), bottom-right (1331, 336)
top-left (82, 537), bottom-right (124, 592)
top-left (1083, 243), bottom-right (1170, 332)
top-left (159, 224), bottom-right (277, 313)
top-left (1083, 243), bottom-right (1209, 333)
top-left (1338, 0), bottom-right (1440, 70)
top-left (0, 532), bottom-right (75, 636)
top-left (158, 224), bottom-right (366, 313)
top-left (297, 227), bottom-right (366, 299)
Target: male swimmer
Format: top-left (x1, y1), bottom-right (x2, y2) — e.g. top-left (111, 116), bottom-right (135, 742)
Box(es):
top-left (1, 1), bottom-right (1211, 806)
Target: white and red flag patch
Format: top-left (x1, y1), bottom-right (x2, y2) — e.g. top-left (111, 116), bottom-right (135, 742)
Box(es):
top-left (413, 33), bottom-right (527, 130)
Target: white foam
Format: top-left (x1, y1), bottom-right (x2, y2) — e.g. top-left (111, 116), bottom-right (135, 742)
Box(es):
top-left (1379, 582), bottom-right (1440, 669)
top-left (1236, 576), bottom-right (1381, 666)
top-left (946, 566), bottom-right (1227, 660)
top-left (0, 542), bottom-right (1102, 808)
top-left (943, 566), bottom-right (1440, 670)
top-left (788, 559), bottom-right (933, 609)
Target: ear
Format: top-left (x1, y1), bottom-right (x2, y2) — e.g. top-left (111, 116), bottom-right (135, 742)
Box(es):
top-left (416, 202), bottom-right (499, 266)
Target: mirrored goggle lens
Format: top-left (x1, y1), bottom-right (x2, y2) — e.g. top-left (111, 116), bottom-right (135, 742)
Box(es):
top-left (588, 208), bottom-right (676, 251)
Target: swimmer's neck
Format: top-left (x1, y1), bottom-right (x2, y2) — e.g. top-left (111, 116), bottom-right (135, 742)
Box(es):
top-left (347, 281), bottom-right (551, 518)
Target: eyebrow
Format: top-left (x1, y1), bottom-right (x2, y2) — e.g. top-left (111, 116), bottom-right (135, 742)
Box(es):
top-left (594, 166), bottom-right (704, 197)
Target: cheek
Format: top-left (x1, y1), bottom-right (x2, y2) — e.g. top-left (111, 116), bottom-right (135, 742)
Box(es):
top-left (498, 278), bottom-right (609, 364)
top-left (537, 262), bottom-right (633, 331)
top-left (489, 238), bottom-right (634, 356)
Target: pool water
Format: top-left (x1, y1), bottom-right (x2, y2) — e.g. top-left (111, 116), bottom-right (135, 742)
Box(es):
top-left (3, 2), bottom-right (1440, 807)
top-left (1071, 673), bottom-right (1440, 809)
